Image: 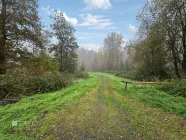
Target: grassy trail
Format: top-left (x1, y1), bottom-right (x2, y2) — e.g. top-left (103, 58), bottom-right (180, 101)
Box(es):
top-left (1, 73), bottom-right (186, 139)
top-left (25, 74), bottom-right (186, 140)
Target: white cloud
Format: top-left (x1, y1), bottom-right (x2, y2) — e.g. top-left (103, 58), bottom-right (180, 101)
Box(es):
top-left (128, 24), bottom-right (137, 33)
top-left (83, 0), bottom-right (111, 10)
top-left (78, 14), bottom-right (117, 30)
top-left (79, 14), bottom-right (99, 26)
top-left (41, 6), bottom-right (78, 26)
top-left (63, 12), bottom-right (78, 26)
top-left (79, 43), bottom-right (101, 52)
top-left (41, 5), bottom-right (52, 15)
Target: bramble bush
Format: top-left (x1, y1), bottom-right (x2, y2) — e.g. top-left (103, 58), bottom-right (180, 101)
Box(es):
top-left (0, 70), bottom-right (90, 105)
top-left (0, 52), bottom-right (74, 103)
top-left (24, 73), bottom-right (65, 94)
top-left (0, 72), bottom-right (73, 102)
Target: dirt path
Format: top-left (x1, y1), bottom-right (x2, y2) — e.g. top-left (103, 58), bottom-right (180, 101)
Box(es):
top-left (26, 75), bottom-right (186, 140)
top-left (44, 76), bottom-right (136, 139)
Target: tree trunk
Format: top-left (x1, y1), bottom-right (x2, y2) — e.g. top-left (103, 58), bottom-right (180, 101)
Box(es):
top-left (60, 45), bottom-right (63, 72)
top-left (0, 0), bottom-right (6, 74)
top-left (171, 44), bottom-right (180, 79)
top-left (182, 26), bottom-right (186, 74)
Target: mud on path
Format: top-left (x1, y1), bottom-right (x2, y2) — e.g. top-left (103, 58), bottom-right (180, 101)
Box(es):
top-left (26, 75), bottom-right (186, 140)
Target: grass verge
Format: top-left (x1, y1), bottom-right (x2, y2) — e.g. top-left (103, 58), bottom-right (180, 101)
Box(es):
top-left (96, 73), bottom-right (186, 119)
top-left (0, 73), bottom-right (100, 139)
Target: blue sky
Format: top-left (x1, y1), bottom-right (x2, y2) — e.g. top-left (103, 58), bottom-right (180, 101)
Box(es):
top-left (38, 0), bottom-right (146, 51)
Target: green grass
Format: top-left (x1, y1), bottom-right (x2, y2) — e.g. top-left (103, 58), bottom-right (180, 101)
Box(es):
top-left (95, 73), bottom-right (186, 119)
top-left (0, 74), bottom-right (100, 139)
top-left (155, 80), bottom-right (186, 97)
top-left (1, 72), bottom-right (186, 139)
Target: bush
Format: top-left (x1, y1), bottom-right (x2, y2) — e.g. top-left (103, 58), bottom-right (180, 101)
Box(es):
top-left (24, 73), bottom-right (64, 94)
top-left (59, 73), bottom-right (73, 88)
top-left (75, 71), bottom-right (89, 79)
top-left (0, 72), bottom-right (73, 102)
top-left (0, 70), bottom-right (89, 105)
top-left (23, 51), bottom-right (58, 75)
top-left (156, 80), bottom-right (186, 97)
top-left (0, 72), bottom-right (28, 100)
top-left (115, 71), bottom-right (137, 80)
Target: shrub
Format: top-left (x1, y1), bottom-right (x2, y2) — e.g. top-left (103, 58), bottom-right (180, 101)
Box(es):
top-left (23, 51), bottom-right (58, 75)
top-left (0, 72), bottom-right (28, 100)
top-left (24, 73), bottom-right (64, 95)
top-left (60, 73), bottom-right (73, 87)
top-left (0, 72), bottom-right (73, 102)
top-left (115, 71), bottom-right (137, 80)
top-left (75, 71), bottom-right (89, 79)
top-left (156, 80), bottom-right (186, 97)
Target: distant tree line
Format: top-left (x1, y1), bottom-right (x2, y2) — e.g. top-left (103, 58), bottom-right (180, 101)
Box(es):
top-left (93, 32), bottom-right (125, 71)
top-left (78, 0), bottom-right (186, 81)
top-left (77, 48), bottom-right (96, 71)
top-left (78, 32), bottom-right (129, 72)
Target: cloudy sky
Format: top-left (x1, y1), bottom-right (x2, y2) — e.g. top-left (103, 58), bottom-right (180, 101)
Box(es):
top-left (39, 0), bottom-right (146, 51)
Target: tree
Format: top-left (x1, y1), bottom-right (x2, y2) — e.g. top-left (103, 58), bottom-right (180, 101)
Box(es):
top-left (77, 48), bottom-right (96, 71)
top-left (0, 0), bottom-right (42, 74)
top-left (149, 0), bottom-right (183, 78)
top-left (161, 3), bottom-right (181, 78)
top-left (90, 32), bottom-right (125, 72)
top-left (132, 27), bottom-right (168, 80)
top-left (92, 53), bottom-right (99, 71)
top-left (80, 60), bottom-right (85, 71)
top-left (172, 0), bottom-right (186, 74)
top-left (103, 32), bottom-right (124, 71)
top-left (24, 51), bottom-right (58, 75)
top-left (50, 11), bottom-right (78, 73)
top-left (135, 0), bottom-right (186, 79)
